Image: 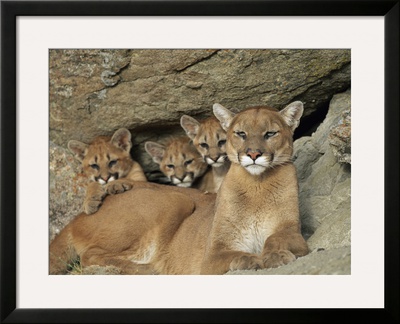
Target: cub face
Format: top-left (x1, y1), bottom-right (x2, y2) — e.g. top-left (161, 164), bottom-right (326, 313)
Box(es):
top-left (180, 115), bottom-right (227, 167)
top-left (68, 128), bottom-right (134, 184)
top-left (213, 102), bottom-right (303, 176)
top-left (145, 137), bottom-right (208, 187)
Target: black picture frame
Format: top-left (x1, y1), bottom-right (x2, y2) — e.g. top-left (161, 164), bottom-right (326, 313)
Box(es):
top-left (1, 1), bottom-right (398, 323)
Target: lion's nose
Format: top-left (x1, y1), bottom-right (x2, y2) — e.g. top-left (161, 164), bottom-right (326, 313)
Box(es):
top-left (246, 149), bottom-right (262, 161)
top-left (174, 174), bottom-right (184, 181)
top-left (210, 155), bottom-right (220, 162)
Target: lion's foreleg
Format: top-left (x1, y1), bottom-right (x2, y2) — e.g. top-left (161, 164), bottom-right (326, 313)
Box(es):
top-left (261, 226), bottom-right (309, 269)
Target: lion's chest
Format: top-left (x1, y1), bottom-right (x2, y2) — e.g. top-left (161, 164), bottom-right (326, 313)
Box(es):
top-left (220, 182), bottom-right (284, 254)
top-left (231, 222), bottom-right (272, 254)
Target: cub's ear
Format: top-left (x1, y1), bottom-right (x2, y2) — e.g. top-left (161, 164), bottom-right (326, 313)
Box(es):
top-left (144, 141), bottom-right (165, 164)
top-left (280, 101), bottom-right (304, 131)
top-left (111, 128), bottom-right (132, 152)
top-left (213, 103), bottom-right (236, 131)
top-left (180, 115), bottom-right (200, 140)
top-left (68, 140), bottom-right (89, 162)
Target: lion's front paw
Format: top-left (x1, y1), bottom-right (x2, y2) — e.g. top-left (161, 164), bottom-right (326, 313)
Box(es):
top-left (88, 188), bottom-right (106, 201)
top-left (83, 199), bottom-right (103, 215)
top-left (229, 254), bottom-right (264, 271)
top-left (84, 184), bottom-right (106, 215)
top-left (106, 180), bottom-right (133, 195)
top-left (263, 250), bottom-right (296, 268)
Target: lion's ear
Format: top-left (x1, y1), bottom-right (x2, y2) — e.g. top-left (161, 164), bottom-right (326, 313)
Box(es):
top-left (68, 140), bottom-right (89, 162)
top-left (213, 103), bottom-right (236, 131)
top-left (111, 128), bottom-right (132, 152)
top-left (280, 101), bottom-right (304, 131)
top-left (180, 115), bottom-right (200, 140)
top-left (144, 141), bottom-right (165, 164)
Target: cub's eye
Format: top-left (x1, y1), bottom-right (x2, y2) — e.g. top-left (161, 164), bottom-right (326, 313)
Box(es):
top-left (108, 160), bottom-right (117, 167)
top-left (264, 131), bottom-right (278, 139)
top-left (218, 139), bottom-right (226, 147)
top-left (184, 159), bottom-right (193, 166)
top-left (199, 143), bottom-right (209, 149)
top-left (166, 164), bottom-right (175, 169)
top-left (90, 164), bottom-right (99, 170)
top-left (235, 131), bottom-right (247, 139)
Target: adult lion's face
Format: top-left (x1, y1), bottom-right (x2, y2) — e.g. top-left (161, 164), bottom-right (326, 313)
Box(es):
top-left (213, 102), bottom-right (303, 176)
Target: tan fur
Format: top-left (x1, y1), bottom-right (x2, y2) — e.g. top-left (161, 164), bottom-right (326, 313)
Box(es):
top-left (144, 136), bottom-right (209, 189)
top-left (50, 102), bottom-right (308, 275)
top-left (180, 115), bottom-right (230, 193)
top-left (68, 128), bottom-right (147, 214)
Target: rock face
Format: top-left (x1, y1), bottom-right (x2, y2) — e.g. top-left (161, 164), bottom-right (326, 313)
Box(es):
top-left (49, 49), bottom-right (351, 274)
top-left (50, 49), bottom-right (350, 145)
top-left (49, 142), bottom-right (87, 240)
top-left (293, 91), bottom-right (351, 250)
top-left (50, 49), bottom-right (350, 182)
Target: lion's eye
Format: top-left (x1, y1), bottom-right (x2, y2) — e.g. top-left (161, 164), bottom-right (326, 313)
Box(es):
top-left (184, 159), bottom-right (193, 166)
top-left (167, 164), bottom-right (175, 169)
top-left (90, 164), bottom-right (99, 170)
top-left (218, 139), bottom-right (226, 147)
top-left (264, 131), bottom-right (277, 139)
top-left (200, 143), bottom-right (209, 149)
top-left (235, 131), bottom-right (247, 139)
top-left (108, 160), bottom-right (117, 167)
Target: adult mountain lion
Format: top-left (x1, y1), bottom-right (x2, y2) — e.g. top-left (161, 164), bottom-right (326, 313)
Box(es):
top-left (144, 136), bottom-right (209, 189)
top-left (68, 128), bottom-right (147, 214)
top-left (180, 115), bottom-right (230, 193)
top-left (50, 102), bottom-right (309, 275)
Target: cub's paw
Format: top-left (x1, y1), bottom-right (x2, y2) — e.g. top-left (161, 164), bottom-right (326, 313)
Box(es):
top-left (83, 198), bottom-right (103, 215)
top-left (84, 185), bottom-right (106, 215)
top-left (263, 250), bottom-right (296, 269)
top-left (229, 254), bottom-right (264, 271)
top-left (106, 179), bottom-right (133, 195)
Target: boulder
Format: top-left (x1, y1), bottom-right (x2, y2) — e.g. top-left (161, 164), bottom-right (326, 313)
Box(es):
top-left (293, 90), bottom-right (351, 251)
top-left (49, 142), bottom-right (86, 241)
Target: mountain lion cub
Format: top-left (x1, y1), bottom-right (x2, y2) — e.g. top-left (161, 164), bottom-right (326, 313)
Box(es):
top-left (180, 115), bottom-right (230, 193)
top-left (68, 128), bottom-right (147, 214)
top-left (50, 102), bottom-right (308, 274)
top-left (144, 136), bottom-right (209, 189)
